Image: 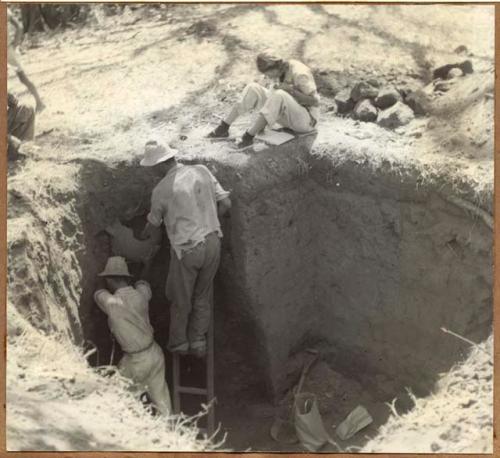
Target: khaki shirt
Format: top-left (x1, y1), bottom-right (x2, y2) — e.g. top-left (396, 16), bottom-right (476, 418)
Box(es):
top-left (147, 163), bottom-right (230, 259)
top-left (94, 281), bottom-right (154, 354)
top-left (283, 59), bottom-right (320, 121)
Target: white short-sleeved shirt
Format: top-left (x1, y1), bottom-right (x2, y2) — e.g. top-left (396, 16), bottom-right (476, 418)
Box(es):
top-left (94, 280), bottom-right (154, 353)
top-left (147, 163), bottom-right (230, 259)
top-left (283, 60), bottom-right (320, 121)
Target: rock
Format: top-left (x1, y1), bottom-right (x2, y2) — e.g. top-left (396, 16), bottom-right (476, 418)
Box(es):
top-left (434, 80), bottom-right (455, 92)
top-left (404, 89), bottom-right (431, 115)
top-left (447, 67), bottom-right (463, 79)
top-left (454, 45), bottom-right (468, 54)
top-left (353, 99), bottom-right (378, 122)
top-left (431, 442), bottom-right (441, 452)
top-left (377, 102), bottom-right (415, 129)
top-left (367, 78), bottom-right (380, 88)
top-left (350, 81), bottom-right (379, 102)
top-left (334, 89), bottom-right (354, 114)
top-left (186, 19), bottom-right (217, 38)
top-left (433, 60), bottom-right (473, 79)
top-left (374, 87), bottom-right (401, 109)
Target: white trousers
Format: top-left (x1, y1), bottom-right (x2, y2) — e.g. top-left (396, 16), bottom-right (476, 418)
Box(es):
top-left (119, 342), bottom-right (172, 416)
top-left (228, 82), bottom-right (315, 133)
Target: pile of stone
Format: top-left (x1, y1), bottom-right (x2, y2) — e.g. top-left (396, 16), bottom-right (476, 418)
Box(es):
top-left (333, 59), bottom-right (473, 130)
top-left (334, 80), bottom-right (425, 129)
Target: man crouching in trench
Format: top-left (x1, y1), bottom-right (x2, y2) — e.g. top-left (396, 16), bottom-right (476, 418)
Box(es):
top-left (94, 255), bottom-right (172, 415)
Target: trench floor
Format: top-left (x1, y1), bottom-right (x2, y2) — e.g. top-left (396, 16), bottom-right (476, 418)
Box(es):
top-left (96, 220), bottom-right (420, 452)
top-left (174, 355), bottom-right (414, 452)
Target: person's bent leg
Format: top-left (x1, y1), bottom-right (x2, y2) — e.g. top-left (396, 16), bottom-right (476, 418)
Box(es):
top-left (272, 90), bottom-right (315, 133)
top-left (17, 104), bottom-right (36, 140)
top-left (236, 88), bottom-right (288, 148)
top-left (188, 233), bottom-right (221, 354)
top-left (8, 102), bottom-right (36, 141)
top-left (119, 348), bottom-right (172, 416)
top-left (209, 83), bottom-right (269, 138)
top-left (225, 82), bottom-right (269, 124)
top-left (7, 135), bottom-right (21, 161)
top-left (247, 113), bottom-right (268, 136)
top-left (166, 250), bottom-right (197, 351)
top-left (145, 344), bottom-right (172, 415)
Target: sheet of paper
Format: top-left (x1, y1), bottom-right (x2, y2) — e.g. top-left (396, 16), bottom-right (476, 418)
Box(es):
top-left (256, 129), bottom-right (295, 145)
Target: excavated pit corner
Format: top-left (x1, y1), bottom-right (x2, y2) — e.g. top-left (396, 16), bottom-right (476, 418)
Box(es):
top-left (75, 137), bottom-right (492, 403)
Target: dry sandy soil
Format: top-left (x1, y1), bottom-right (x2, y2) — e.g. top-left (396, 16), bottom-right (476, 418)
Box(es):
top-left (6, 4), bottom-right (494, 453)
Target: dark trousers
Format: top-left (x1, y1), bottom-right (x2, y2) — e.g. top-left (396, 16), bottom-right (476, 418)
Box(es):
top-left (8, 102), bottom-right (35, 141)
top-left (166, 233), bottom-right (220, 349)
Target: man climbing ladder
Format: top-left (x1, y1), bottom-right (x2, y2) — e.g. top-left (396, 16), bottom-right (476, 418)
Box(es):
top-left (139, 139), bottom-right (231, 357)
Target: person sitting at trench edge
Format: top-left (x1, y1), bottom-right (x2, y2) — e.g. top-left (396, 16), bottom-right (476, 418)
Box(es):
top-left (208, 51), bottom-right (320, 149)
top-left (139, 140), bottom-right (231, 357)
top-left (94, 256), bottom-right (172, 416)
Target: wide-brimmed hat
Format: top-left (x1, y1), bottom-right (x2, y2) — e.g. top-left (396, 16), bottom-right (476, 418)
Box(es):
top-left (256, 51), bottom-right (283, 73)
top-left (140, 140), bottom-right (177, 167)
top-left (98, 256), bottom-right (132, 277)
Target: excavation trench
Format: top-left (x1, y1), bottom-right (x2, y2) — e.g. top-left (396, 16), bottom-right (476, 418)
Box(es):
top-left (76, 140), bottom-right (492, 450)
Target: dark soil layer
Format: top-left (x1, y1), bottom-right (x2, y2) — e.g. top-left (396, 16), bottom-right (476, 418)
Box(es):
top-left (308, 157), bottom-right (492, 396)
top-left (74, 139), bottom-right (492, 450)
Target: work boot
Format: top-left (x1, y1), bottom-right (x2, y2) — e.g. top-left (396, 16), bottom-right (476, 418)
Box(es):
top-left (190, 340), bottom-right (207, 358)
top-left (207, 121), bottom-right (230, 138)
top-left (236, 131), bottom-right (254, 149)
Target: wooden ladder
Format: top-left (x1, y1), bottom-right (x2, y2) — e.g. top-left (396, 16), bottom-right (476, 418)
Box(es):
top-left (172, 305), bottom-right (215, 436)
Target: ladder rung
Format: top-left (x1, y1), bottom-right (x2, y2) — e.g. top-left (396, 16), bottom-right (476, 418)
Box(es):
top-left (177, 386), bottom-right (208, 396)
top-left (172, 298), bottom-right (215, 434)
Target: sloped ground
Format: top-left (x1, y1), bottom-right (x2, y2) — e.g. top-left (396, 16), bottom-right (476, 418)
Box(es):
top-left (7, 308), bottom-right (222, 451)
top-left (7, 4), bottom-right (494, 452)
top-left (363, 335), bottom-right (493, 453)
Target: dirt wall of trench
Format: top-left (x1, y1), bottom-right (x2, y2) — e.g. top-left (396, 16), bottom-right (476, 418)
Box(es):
top-left (75, 138), bottom-right (318, 398)
top-left (308, 158), bottom-right (493, 396)
top-left (74, 139), bottom-right (492, 402)
top-left (211, 150), bottom-right (492, 399)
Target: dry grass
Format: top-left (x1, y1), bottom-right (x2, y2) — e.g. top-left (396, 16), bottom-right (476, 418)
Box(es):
top-left (361, 333), bottom-right (493, 453)
top-left (7, 307), bottom-right (224, 451)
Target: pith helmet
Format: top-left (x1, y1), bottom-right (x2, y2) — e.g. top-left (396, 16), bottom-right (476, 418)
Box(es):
top-left (98, 256), bottom-right (132, 277)
top-left (140, 140), bottom-right (177, 167)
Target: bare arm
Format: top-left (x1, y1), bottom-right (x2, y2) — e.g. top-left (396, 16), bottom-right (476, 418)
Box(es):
top-left (94, 289), bottom-right (119, 315)
top-left (8, 12), bottom-right (23, 48)
top-left (140, 221), bottom-right (162, 241)
top-left (217, 197), bottom-right (231, 217)
top-left (139, 244), bottom-right (160, 279)
top-left (16, 69), bottom-right (45, 112)
top-left (140, 257), bottom-right (153, 280)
